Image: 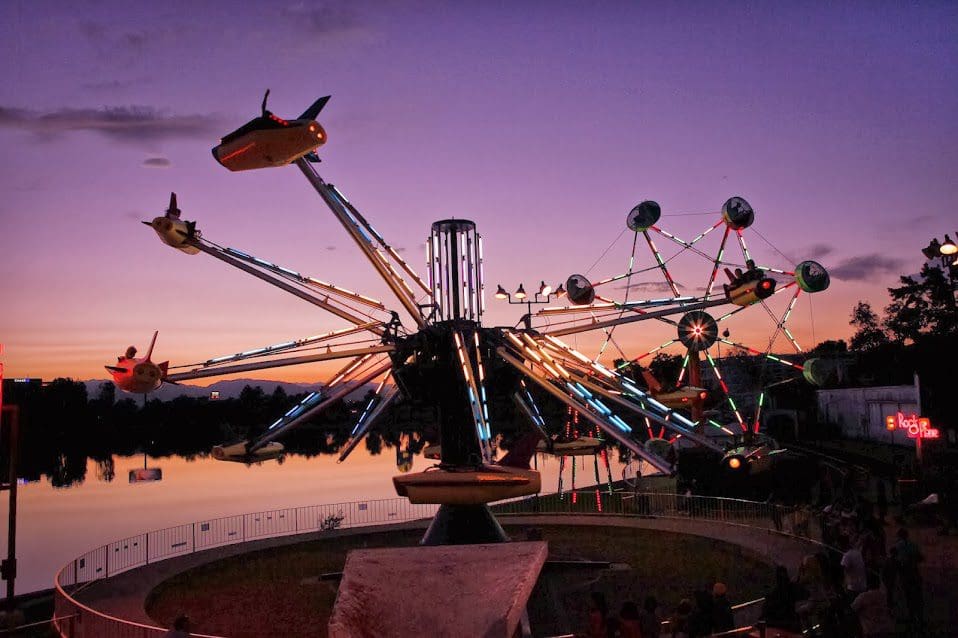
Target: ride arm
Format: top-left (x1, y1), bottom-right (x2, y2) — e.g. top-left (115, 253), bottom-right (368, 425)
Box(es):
top-left (453, 329), bottom-right (493, 462)
top-left (295, 159), bottom-right (429, 327)
top-left (496, 344), bottom-right (674, 475)
top-left (187, 239), bottom-right (387, 334)
top-left (337, 374), bottom-right (399, 463)
top-left (512, 385), bottom-right (549, 441)
top-left (166, 344), bottom-right (394, 383)
top-left (535, 335), bottom-right (723, 451)
top-left (247, 356), bottom-right (393, 453)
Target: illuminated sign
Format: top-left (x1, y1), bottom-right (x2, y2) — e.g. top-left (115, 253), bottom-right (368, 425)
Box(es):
top-left (887, 412), bottom-right (939, 439)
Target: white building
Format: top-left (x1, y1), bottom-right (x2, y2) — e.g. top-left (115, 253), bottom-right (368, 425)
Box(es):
top-left (816, 379), bottom-right (920, 443)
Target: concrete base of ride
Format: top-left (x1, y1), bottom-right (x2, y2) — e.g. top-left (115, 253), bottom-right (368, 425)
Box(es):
top-left (328, 541), bottom-right (547, 638)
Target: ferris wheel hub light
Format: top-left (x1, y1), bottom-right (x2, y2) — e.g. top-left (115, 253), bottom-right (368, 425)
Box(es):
top-left (728, 457), bottom-right (742, 470)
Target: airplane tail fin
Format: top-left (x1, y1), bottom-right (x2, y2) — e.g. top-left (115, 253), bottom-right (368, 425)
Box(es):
top-left (642, 370), bottom-right (663, 393)
top-left (299, 96), bottom-right (331, 121)
top-left (145, 331), bottom-right (159, 360)
top-left (497, 432), bottom-right (541, 470)
top-left (166, 192), bottom-right (181, 218)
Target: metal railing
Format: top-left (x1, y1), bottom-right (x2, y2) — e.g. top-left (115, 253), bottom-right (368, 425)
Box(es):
top-left (54, 498), bottom-right (439, 637)
top-left (496, 490), bottom-right (823, 542)
top-left (53, 492), bottom-right (824, 637)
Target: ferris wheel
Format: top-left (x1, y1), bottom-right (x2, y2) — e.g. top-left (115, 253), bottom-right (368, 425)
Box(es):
top-left (529, 196), bottom-right (830, 441)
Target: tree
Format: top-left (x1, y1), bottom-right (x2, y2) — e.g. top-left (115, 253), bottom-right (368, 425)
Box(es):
top-left (849, 302), bottom-right (889, 351)
top-left (883, 264), bottom-right (958, 342)
top-left (810, 339), bottom-right (848, 354)
top-left (649, 353), bottom-right (683, 387)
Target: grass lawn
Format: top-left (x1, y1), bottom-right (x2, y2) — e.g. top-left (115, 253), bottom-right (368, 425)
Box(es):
top-left (146, 524), bottom-right (773, 637)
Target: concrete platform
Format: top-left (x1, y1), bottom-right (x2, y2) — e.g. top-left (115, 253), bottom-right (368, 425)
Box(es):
top-left (328, 541), bottom-right (547, 638)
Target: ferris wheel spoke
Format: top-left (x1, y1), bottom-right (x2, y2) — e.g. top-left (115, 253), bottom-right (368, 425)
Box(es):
top-left (642, 230), bottom-right (682, 297)
top-left (734, 229), bottom-right (753, 263)
top-left (716, 339), bottom-right (803, 371)
top-left (703, 352), bottom-right (745, 429)
top-left (705, 226), bottom-right (732, 300)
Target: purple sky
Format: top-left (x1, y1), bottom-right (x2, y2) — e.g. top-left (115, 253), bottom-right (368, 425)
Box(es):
top-left (1, 1), bottom-right (956, 381)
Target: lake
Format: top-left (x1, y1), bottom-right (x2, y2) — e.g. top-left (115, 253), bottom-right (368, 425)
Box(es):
top-left (0, 446), bottom-right (634, 594)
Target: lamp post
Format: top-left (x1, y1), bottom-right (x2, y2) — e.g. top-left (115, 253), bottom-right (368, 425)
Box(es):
top-left (922, 234), bottom-right (958, 272)
top-left (922, 234), bottom-right (958, 304)
top-left (495, 281), bottom-right (566, 329)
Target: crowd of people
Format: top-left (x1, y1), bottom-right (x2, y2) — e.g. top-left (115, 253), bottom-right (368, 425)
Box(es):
top-left (759, 480), bottom-right (926, 638)
top-left (585, 582), bottom-right (736, 638)
top-left (583, 471), bottom-right (928, 638)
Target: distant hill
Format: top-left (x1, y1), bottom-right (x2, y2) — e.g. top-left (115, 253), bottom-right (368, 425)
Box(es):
top-left (82, 378), bottom-right (325, 401)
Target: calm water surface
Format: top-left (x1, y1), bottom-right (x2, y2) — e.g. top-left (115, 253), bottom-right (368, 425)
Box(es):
top-left (1, 447), bottom-right (632, 594)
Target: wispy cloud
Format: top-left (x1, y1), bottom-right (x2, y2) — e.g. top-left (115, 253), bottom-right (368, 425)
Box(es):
top-left (284, 3), bottom-right (370, 38)
top-left (615, 281), bottom-right (686, 293)
top-left (81, 77), bottom-right (149, 93)
top-left (804, 243), bottom-right (834, 260)
top-left (142, 157), bottom-right (171, 168)
top-left (830, 254), bottom-right (905, 282)
top-left (0, 105), bottom-right (221, 145)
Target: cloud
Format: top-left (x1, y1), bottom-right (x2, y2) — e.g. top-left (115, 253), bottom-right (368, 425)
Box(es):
top-left (804, 243), bottom-right (834, 260)
top-left (615, 281), bottom-right (686, 293)
top-left (325, 245), bottom-right (337, 251)
top-left (0, 105), bottom-right (221, 145)
top-left (81, 77), bottom-right (148, 93)
top-left (79, 21), bottom-right (156, 57)
top-left (284, 4), bottom-right (369, 38)
top-left (829, 254), bottom-right (906, 282)
top-left (142, 156), bottom-right (171, 168)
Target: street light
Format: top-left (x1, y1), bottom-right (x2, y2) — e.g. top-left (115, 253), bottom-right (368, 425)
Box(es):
top-left (924, 234), bottom-right (958, 266)
top-left (940, 235), bottom-right (957, 256)
top-left (495, 280), bottom-right (565, 329)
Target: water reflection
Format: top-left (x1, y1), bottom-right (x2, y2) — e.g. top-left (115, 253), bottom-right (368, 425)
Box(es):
top-left (1, 379), bottom-right (641, 593)
top-left (2, 444), bottom-right (634, 595)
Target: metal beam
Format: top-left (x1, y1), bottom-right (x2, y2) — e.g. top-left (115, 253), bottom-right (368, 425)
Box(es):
top-left (249, 358), bottom-right (393, 452)
top-left (295, 160), bottom-right (426, 327)
top-left (542, 298), bottom-right (729, 337)
top-left (167, 345), bottom-right (394, 382)
top-left (193, 241), bottom-right (381, 332)
top-left (497, 347), bottom-right (673, 474)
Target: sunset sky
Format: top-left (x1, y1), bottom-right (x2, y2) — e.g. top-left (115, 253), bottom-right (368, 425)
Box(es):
top-left (1, 1), bottom-right (956, 384)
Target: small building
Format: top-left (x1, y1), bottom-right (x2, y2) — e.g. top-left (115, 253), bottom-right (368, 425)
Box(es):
top-left (816, 380), bottom-right (919, 443)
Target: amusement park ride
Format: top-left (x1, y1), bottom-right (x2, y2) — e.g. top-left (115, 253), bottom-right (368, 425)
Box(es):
top-left (112, 92), bottom-right (831, 543)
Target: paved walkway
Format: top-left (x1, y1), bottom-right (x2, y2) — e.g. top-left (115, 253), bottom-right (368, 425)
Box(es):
top-left (73, 515), bottom-right (821, 631)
